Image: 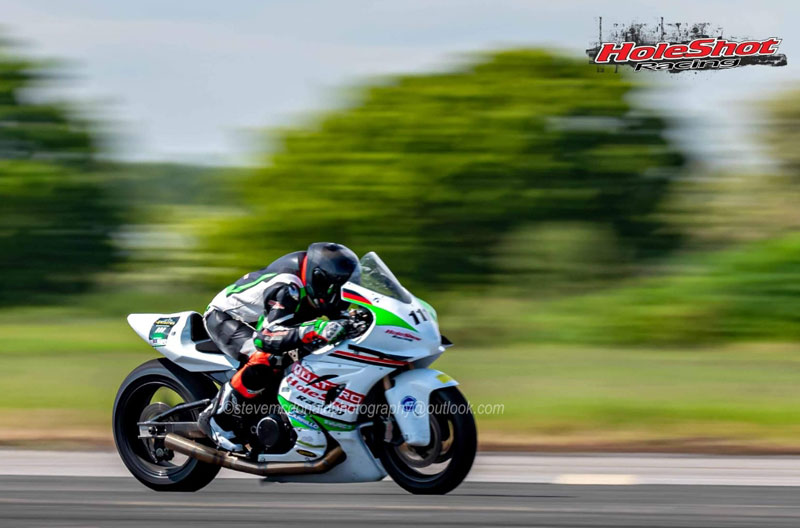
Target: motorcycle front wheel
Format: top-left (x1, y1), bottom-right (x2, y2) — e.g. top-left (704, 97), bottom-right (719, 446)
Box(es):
top-left (377, 387), bottom-right (477, 495)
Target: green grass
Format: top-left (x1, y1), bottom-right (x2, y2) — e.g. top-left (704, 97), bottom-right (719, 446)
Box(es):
top-left (0, 317), bottom-right (156, 437)
top-left (3, 299), bottom-right (800, 449)
top-left (524, 234), bottom-right (800, 345)
top-left (437, 343), bottom-right (800, 447)
top-left (434, 233), bottom-right (800, 349)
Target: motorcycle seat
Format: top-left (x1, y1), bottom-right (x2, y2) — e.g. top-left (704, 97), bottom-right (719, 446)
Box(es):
top-left (195, 339), bottom-right (223, 354)
top-left (187, 312), bottom-right (224, 354)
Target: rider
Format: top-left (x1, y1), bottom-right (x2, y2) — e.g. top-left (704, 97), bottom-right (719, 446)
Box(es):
top-left (198, 242), bottom-right (361, 451)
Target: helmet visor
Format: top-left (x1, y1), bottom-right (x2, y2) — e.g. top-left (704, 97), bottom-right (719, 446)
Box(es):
top-left (310, 267), bottom-right (353, 307)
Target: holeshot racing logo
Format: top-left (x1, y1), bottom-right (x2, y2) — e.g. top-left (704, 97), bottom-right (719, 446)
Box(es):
top-left (597, 38), bottom-right (783, 72)
top-left (587, 19), bottom-right (787, 73)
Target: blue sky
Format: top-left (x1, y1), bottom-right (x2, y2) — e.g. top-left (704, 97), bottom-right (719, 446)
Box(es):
top-left (2, 0), bottom-right (797, 167)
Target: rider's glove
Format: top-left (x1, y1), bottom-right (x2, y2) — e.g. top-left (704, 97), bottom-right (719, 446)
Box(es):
top-left (299, 319), bottom-right (347, 350)
top-left (254, 327), bottom-right (290, 354)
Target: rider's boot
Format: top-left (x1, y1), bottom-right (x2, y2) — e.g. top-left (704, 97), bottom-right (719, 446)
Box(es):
top-left (198, 382), bottom-right (244, 452)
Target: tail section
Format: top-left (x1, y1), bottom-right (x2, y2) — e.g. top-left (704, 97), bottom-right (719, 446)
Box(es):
top-left (126, 312), bottom-right (237, 373)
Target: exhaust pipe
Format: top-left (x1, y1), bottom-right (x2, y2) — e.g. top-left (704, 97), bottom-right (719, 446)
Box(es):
top-left (164, 433), bottom-right (344, 477)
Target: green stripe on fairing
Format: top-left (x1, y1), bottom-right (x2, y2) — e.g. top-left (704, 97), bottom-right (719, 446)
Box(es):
top-left (278, 395), bottom-right (293, 412)
top-left (311, 415), bottom-right (356, 432)
top-left (347, 299), bottom-right (418, 332)
top-left (296, 439), bottom-right (325, 448)
top-left (278, 395), bottom-right (314, 429)
top-left (415, 297), bottom-right (438, 322)
top-left (225, 272), bottom-right (277, 296)
top-left (277, 395), bottom-right (356, 431)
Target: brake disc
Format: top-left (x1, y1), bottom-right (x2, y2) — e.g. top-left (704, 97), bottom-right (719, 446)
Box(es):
top-left (394, 414), bottom-right (443, 468)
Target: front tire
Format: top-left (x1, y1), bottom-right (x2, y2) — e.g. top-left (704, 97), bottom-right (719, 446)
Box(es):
top-left (112, 358), bottom-right (221, 492)
top-left (377, 387), bottom-right (477, 495)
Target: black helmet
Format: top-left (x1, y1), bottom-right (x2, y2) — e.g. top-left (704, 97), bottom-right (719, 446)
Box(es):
top-left (304, 242), bottom-right (360, 312)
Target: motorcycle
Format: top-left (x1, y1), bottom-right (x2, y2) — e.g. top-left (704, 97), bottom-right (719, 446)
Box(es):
top-left (112, 251), bottom-right (477, 494)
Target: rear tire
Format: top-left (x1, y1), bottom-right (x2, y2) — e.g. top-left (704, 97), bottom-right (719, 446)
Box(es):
top-left (112, 358), bottom-right (221, 492)
top-left (377, 387), bottom-right (477, 495)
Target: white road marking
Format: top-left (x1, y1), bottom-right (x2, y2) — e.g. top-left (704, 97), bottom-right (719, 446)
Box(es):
top-left (553, 474), bottom-right (639, 485)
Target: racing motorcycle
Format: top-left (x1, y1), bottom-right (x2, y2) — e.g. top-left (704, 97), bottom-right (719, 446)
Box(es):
top-left (113, 252), bottom-right (477, 494)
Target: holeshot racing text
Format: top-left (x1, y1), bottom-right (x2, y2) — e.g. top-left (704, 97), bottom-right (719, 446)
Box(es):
top-left (593, 37), bottom-right (784, 71)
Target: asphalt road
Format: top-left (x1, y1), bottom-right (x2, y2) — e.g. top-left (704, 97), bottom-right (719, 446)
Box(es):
top-left (3, 476), bottom-right (800, 528)
top-left (7, 450), bottom-right (800, 486)
top-left (4, 451), bottom-right (800, 527)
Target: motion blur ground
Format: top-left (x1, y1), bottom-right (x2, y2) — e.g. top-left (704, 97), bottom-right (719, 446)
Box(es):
top-left (7, 451), bottom-right (800, 527)
top-left (6, 471), bottom-right (800, 527)
top-left (6, 301), bottom-right (800, 455)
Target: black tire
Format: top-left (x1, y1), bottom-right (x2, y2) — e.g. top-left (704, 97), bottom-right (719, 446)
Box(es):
top-left (377, 387), bottom-right (477, 495)
top-left (112, 358), bottom-right (221, 492)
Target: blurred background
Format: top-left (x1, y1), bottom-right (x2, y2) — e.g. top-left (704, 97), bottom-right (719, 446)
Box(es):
top-left (1, 0), bottom-right (800, 452)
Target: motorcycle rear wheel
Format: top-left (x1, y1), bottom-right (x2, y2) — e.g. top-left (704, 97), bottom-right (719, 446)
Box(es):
top-left (112, 358), bottom-right (221, 491)
top-left (377, 387), bottom-right (477, 495)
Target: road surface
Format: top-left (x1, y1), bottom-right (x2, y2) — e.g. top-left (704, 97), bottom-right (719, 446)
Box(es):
top-left (2, 450), bottom-right (800, 527)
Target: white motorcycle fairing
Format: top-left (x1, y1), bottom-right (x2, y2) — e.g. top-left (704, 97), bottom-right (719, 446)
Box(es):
top-left (127, 311), bottom-right (237, 372)
top-left (385, 368), bottom-right (459, 446)
top-left (126, 253), bottom-right (461, 483)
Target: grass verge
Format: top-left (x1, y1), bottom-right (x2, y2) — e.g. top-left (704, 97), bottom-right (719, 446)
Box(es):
top-left (2, 304), bottom-right (800, 451)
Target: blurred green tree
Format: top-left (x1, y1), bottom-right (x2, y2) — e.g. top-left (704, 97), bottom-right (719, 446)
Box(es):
top-left (206, 50), bottom-right (685, 291)
top-left (0, 39), bottom-right (118, 303)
